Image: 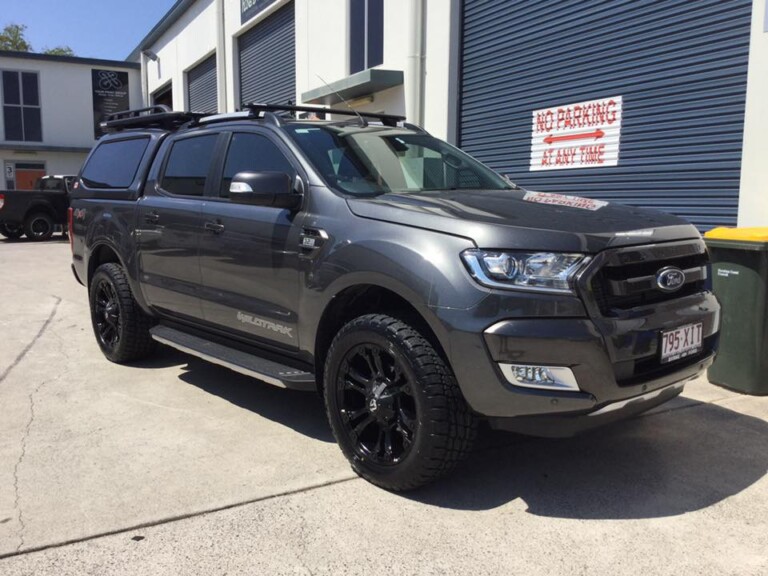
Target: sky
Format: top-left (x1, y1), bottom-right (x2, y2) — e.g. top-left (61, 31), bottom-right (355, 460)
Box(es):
top-left (0, 0), bottom-right (178, 61)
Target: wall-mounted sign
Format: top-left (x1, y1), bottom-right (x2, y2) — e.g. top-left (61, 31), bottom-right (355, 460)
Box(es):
top-left (242, 0), bottom-right (274, 24)
top-left (92, 69), bottom-right (130, 139)
top-left (530, 96), bottom-right (622, 171)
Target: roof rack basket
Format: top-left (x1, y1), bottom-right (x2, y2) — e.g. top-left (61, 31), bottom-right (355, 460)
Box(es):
top-left (242, 103), bottom-right (405, 127)
top-left (100, 105), bottom-right (206, 132)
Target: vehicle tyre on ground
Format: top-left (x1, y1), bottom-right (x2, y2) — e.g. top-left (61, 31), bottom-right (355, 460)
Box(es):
top-left (23, 212), bottom-right (54, 241)
top-left (324, 313), bottom-right (477, 491)
top-left (89, 263), bottom-right (156, 363)
top-left (0, 223), bottom-right (24, 239)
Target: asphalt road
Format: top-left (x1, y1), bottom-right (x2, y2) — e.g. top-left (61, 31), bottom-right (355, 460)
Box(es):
top-left (1, 239), bottom-right (767, 575)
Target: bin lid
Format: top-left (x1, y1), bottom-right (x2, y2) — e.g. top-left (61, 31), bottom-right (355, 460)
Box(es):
top-left (704, 227), bottom-right (768, 242)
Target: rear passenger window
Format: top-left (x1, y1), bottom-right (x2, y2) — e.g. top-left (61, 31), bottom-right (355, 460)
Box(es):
top-left (81, 137), bottom-right (149, 189)
top-left (220, 133), bottom-right (296, 197)
top-left (161, 134), bottom-right (218, 197)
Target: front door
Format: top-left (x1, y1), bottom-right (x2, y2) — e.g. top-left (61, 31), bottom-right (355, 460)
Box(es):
top-left (198, 131), bottom-right (303, 350)
top-left (137, 132), bottom-right (221, 322)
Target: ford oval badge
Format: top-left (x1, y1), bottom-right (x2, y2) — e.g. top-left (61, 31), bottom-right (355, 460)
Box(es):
top-left (656, 266), bottom-right (686, 292)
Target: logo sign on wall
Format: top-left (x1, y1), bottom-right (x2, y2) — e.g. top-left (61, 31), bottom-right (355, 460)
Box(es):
top-left (241, 0), bottom-right (274, 24)
top-left (530, 96), bottom-right (622, 171)
top-left (92, 69), bottom-right (130, 138)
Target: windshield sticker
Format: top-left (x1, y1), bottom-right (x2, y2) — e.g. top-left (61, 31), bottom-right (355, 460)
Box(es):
top-left (523, 191), bottom-right (608, 211)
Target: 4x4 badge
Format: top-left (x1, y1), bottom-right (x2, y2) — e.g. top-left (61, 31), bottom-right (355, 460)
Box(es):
top-left (656, 266), bottom-right (686, 292)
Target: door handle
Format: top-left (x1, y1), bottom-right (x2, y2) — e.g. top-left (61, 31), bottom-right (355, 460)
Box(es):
top-left (144, 211), bottom-right (160, 224)
top-left (204, 221), bottom-right (225, 234)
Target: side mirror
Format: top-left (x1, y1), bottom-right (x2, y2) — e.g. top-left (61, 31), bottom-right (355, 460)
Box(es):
top-left (229, 171), bottom-right (301, 210)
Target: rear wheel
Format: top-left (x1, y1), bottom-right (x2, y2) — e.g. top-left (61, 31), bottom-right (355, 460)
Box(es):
top-left (23, 212), bottom-right (54, 241)
top-left (0, 223), bottom-right (24, 239)
top-left (324, 314), bottom-right (477, 491)
top-left (89, 263), bottom-right (156, 363)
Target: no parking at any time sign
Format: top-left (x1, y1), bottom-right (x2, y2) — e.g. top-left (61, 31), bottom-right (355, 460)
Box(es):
top-left (530, 96), bottom-right (622, 171)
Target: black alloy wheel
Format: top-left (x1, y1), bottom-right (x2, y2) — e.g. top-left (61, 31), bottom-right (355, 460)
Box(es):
top-left (337, 343), bottom-right (418, 466)
top-left (88, 263), bottom-right (156, 363)
top-left (93, 278), bottom-right (121, 351)
top-left (23, 212), bottom-right (54, 241)
top-left (324, 314), bottom-right (477, 491)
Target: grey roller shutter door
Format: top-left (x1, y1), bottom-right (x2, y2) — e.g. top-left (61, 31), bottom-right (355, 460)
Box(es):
top-left (187, 55), bottom-right (218, 113)
top-left (459, 0), bottom-right (752, 230)
top-left (239, 2), bottom-right (296, 106)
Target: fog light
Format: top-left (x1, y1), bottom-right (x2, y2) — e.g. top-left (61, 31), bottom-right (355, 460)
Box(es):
top-left (499, 363), bottom-right (580, 392)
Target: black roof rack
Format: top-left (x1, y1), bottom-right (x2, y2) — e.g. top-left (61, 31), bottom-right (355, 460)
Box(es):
top-left (242, 103), bottom-right (406, 127)
top-left (100, 105), bottom-right (206, 133)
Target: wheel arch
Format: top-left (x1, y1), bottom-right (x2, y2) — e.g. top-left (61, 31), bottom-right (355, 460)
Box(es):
top-left (23, 202), bottom-right (57, 222)
top-left (313, 283), bottom-right (449, 393)
top-left (87, 243), bottom-right (125, 288)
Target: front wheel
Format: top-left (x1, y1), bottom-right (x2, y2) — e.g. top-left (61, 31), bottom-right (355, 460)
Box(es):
top-left (324, 314), bottom-right (477, 491)
top-left (0, 223), bottom-right (24, 239)
top-left (89, 263), bottom-right (156, 363)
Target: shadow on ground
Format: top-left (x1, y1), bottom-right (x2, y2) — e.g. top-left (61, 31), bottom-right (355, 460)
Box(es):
top-left (137, 347), bottom-right (333, 443)
top-left (408, 400), bottom-right (768, 518)
top-left (138, 346), bottom-right (768, 520)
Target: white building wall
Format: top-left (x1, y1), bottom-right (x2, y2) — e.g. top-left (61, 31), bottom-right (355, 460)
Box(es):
top-left (296, 0), bottom-right (455, 137)
top-left (140, 0), bottom-right (456, 138)
top-left (144, 0), bottom-right (219, 111)
top-left (0, 55), bottom-right (141, 190)
top-left (2, 150), bottom-right (86, 177)
top-left (0, 56), bottom-right (141, 149)
top-left (737, 0), bottom-right (768, 227)
top-left (295, 0), bottom-right (348, 111)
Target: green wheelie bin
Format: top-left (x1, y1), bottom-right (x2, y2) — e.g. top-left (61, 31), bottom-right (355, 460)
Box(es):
top-left (704, 227), bottom-right (768, 395)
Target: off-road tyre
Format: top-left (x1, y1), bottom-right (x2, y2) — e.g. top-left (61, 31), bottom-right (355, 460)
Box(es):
top-left (324, 314), bottom-right (477, 491)
top-left (89, 263), bottom-right (156, 363)
top-left (23, 212), bottom-right (54, 241)
top-left (0, 223), bottom-right (24, 239)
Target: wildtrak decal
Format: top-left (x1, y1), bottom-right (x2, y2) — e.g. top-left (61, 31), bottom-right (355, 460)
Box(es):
top-left (237, 311), bottom-right (294, 338)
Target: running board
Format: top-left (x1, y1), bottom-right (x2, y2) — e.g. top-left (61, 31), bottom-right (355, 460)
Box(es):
top-left (150, 325), bottom-right (316, 391)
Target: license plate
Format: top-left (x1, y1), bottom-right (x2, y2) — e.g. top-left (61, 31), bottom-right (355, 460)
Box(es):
top-left (660, 323), bottom-right (703, 364)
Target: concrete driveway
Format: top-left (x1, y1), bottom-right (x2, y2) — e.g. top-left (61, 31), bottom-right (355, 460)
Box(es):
top-left (1, 239), bottom-right (766, 575)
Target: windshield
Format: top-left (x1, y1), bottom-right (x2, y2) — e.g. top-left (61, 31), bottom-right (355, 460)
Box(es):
top-left (284, 124), bottom-right (513, 195)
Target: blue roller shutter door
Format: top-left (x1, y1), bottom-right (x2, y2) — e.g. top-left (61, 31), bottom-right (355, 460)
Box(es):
top-left (459, 0), bottom-right (752, 230)
top-left (239, 2), bottom-right (296, 106)
top-left (187, 55), bottom-right (218, 113)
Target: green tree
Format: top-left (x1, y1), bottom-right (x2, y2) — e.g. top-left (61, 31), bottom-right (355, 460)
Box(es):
top-left (0, 23), bottom-right (32, 52)
top-left (43, 46), bottom-right (75, 56)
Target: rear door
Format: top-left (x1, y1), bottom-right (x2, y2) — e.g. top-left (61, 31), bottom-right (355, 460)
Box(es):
top-left (137, 131), bottom-right (222, 322)
top-left (198, 129), bottom-right (304, 350)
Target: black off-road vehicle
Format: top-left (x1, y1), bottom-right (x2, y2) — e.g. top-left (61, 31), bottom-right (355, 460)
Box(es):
top-left (0, 175), bottom-right (75, 240)
top-left (69, 105), bottom-right (719, 490)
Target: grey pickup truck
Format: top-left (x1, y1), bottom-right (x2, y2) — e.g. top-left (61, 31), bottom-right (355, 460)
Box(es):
top-left (69, 104), bottom-right (720, 490)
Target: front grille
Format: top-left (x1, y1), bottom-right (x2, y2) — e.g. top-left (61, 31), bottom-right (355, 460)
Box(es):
top-left (587, 241), bottom-right (710, 316)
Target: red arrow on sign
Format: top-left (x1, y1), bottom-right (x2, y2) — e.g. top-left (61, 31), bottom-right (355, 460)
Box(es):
top-left (544, 129), bottom-right (605, 145)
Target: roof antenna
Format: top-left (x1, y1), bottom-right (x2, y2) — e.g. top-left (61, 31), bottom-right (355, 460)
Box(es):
top-left (316, 74), bottom-right (367, 127)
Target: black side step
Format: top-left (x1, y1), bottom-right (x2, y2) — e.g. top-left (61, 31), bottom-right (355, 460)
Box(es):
top-left (150, 325), bottom-right (315, 391)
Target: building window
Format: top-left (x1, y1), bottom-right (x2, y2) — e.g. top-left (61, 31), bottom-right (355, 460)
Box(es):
top-left (349, 0), bottom-right (383, 74)
top-left (2, 71), bottom-right (42, 142)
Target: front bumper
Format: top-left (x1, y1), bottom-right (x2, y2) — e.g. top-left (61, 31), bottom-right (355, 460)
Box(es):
top-left (441, 290), bottom-right (720, 430)
top-left (487, 377), bottom-right (693, 437)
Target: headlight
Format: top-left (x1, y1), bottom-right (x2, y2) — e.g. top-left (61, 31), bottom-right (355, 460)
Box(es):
top-left (461, 249), bottom-right (589, 293)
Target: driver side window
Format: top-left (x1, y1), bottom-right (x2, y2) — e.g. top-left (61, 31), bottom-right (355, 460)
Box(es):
top-left (221, 133), bottom-right (296, 197)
